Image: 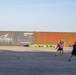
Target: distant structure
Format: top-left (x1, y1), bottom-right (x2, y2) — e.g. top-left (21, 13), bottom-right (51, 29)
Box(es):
top-left (0, 31), bottom-right (75, 46)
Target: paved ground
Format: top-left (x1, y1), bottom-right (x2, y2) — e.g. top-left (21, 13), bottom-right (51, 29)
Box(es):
top-left (0, 46), bottom-right (76, 75)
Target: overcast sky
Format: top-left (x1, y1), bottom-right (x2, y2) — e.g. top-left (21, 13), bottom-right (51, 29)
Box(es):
top-left (0, 0), bottom-right (76, 32)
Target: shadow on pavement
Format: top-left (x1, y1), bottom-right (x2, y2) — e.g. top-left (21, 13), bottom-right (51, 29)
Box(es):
top-left (0, 49), bottom-right (76, 75)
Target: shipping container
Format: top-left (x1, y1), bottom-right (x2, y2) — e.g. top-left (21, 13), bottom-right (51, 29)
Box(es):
top-left (34, 32), bottom-right (76, 47)
top-left (0, 31), bottom-right (34, 46)
top-left (0, 31), bottom-right (76, 47)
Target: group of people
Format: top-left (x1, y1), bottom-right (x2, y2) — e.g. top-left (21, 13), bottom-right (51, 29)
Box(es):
top-left (55, 38), bottom-right (76, 61)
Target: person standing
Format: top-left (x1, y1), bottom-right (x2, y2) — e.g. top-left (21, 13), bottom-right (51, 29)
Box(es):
top-left (55, 42), bottom-right (63, 56)
top-left (58, 38), bottom-right (65, 54)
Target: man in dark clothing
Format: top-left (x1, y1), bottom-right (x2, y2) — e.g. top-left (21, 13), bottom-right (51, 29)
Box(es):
top-left (68, 42), bottom-right (76, 61)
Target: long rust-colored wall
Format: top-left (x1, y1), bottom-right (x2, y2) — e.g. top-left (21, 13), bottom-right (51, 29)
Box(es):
top-left (34, 32), bottom-right (76, 46)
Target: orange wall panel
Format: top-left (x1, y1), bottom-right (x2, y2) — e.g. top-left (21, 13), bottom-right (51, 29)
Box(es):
top-left (34, 32), bottom-right (76, 46)
top-left (69, 33), bottom-right (76, 44)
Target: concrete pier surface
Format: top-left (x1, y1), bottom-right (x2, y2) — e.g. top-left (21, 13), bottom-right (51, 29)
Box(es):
top-left (0, 46), bottom-right (75, 75)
